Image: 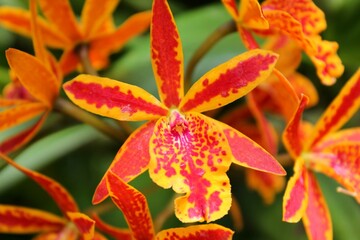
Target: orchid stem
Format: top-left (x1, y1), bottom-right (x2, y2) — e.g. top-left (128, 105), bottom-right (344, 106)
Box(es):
top-left (54, 97), bottom-right (125, 142)
top-left (76, 43), bottom-right (98, 76)
top-left (184, 20), bottom-right (237, 90)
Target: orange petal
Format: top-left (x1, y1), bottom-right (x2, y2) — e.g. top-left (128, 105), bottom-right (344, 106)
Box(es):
top-left (0, 204), bottom-right (65, 234)
top-left (238, 0), bottom-right (269, 30)
top-left (216, 120), bottom-right (285, 175)
top-left (221, 0), bottom-right (239, 20)
top-left (309, 37), bottom-right (344, 86)
top-left (282, 95), bottom-right (309, 158)
top-left (38, 0), bottom-right (82, 42)
top-left (0, 98), bottom-right (28, 107)
top-left (149, 112), bottom-right (233, 222)
top-left (151, 0), bottom-right (184, 108)
top-left (80, 0), bottom-right (119, 39)
top-left (106, 171), bottom-right (156, 239)
top-left (307, 69), bottom-right (360, 149)
top-left (288, 72), bottom-right (319, 108)
top-left (63, 75), bottom-right (168, 121)
top-left (156, 224), bottom-right (233, 240)
top-left (91, 213), bottom-right (132, 240)
top-left (303, 172), bottom-right (332, 240)
top-left (6, 48), bottom-right (59, 107)
top-left (282, 159), bottom-right (308, 222)
top-left (0, 102), bottom-right (46, 131)
top-left (92, 121), bottom-right (155, 204)
top-left (89, 11), bottom-right (152, 70)
top-left (66, 212), bottom-right (95, 240)
top-left (0, 153), bottom-right (79, 215)
top-left (59, 49), bottom-right (80, 75)
top-left (180, 50), bottom-right (278, 113)
top-left (0, 7), bottom-right (69, 48)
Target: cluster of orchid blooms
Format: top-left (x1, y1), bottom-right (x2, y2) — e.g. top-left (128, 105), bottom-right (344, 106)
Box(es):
top-left (0, 0), bottom-right (359, 239)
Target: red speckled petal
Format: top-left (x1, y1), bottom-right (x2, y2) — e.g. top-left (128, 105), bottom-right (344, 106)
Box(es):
top-left (91, 213), bottom-right (132, 240)
top-left (180, 50), bottom-right (278, 113)
top-left (151, 0), bottom-right (184, 108)
top-left (149, 112), bottom-right (233, 222)
top-left (221, 0), bottom-right (239, 20)
top-left (156, 224), bottom-right (233, 240)
top-left (282, 159), bottom-right (308, 223)
top-left (0, 102), bottom-right (46, 131)
top-left (309, 37), bottom-right (344, 86)
top-left (216, 120), bottom-right (285, 175)
top-left (106, 171), bottom-right (156, 239)
top-left (64, 75), bottom-right (168, 121)
top-left (303, 172), bottom-right (332, 240)
top-left (0, 205), bottom-right (65, 234)
top-left (66, 212), bottom-right (95, 240)
top-left (0, 154), bottom-right (79, 215)
top-left (92, 121), bottom-right (155, 204)
top-left (307, 69), bottom-right (360, 149)
top-left (6, 48), bottom-right (59, 107)
top-left (238, 0), bottom-right (269, 30)
top-left (282, 95), bottom-right (309, 158)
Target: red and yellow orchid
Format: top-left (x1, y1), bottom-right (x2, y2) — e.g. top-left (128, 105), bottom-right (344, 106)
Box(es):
top-left (0, 153), bottom-right (106, 240)
top-left (282, 69), bottom-right (360, 240)
top-left (63, 0), bottom-right (286, 223)
top-left (0, 0), bottom-right (61, 154)
top-left (0, 0), bottom-right (151, 74)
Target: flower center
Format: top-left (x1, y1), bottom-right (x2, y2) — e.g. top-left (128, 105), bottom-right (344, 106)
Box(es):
top-left (169, 109), bottom-right (188, 136)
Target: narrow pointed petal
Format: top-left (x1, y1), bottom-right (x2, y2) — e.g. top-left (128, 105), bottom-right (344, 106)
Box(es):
top-left (0, 7), bottom-right (70, 48)
top-left (239, 0), bottom-right (269, 30)
top-left (221, 0), bottom-right (239, 20)
top-left (303, 172), bottom-right (332, 240)
top-left (282, 159), bottom-right (308, 222)
top-left (313, 128), bottom-right (360, 152)
top-left (93, 121), bottom-right (155, 204)
top-left (59, 49), bottom-right (80, 75)
top-left (180, 50), bottom-right (278, 113)
top-left (156, 224), bottom-right (233, 240)
top-left (66, 212), bottom-right (95, 240)
top-left (106, 171), bottom-right (156, 239)
top-left (151, 0), bottom-right (184, 107)
top-left (0, 113), bottom-right (47, 154)
top-left (81, 0), bottom-right (119, 39)
top-left (0, 154), bottom-right (79, 215)
top-left (307, 69), bottom-right (360, 148)
top-left (38, 0), bottom-right (82, 42)
top-left (282, 95), bottom-right (309, 158)
top-left (0, 205), bottom-right (65, 234)
top-left (64, 75), bottom-right (168, 121)
top-left (6, 48), bottom-right (59, 107)
top-left (150, 112), bottom-right (233, 222)
top-left (0, 102), bottom-right (46, 131)
top-left (0, 99), bottom-right (28, 107)
top-left (216, 120), bottom-right (285, 175)
top-left (89, 11), bottom-right (152, 69)
top-left (91, 213), bottom-right (132, 240)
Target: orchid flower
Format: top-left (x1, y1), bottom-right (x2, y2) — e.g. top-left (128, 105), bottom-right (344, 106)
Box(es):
top-left (282, 69), bottom-right (360, 240)
top-left (0, 153), bottom-right (107, 240)
top-left (63, 0), bottom-right (285, 223)
top-left (0, 0), bottom-right (151, 74)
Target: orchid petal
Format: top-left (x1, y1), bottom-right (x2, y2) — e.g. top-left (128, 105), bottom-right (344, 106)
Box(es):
top-left (288, 72), bottom-right (319, 108)
top-left (303, 172), bottom-right (332, 240)
top-left (66, 212), bottom-right (95, 240)
top-left (59, 49), bottom-right (80, 75)
top-left (221, 0), bottom-right (239, 20)
top-left (238, 0), bottom-right (269, 30)
top-left (0, 205), bottom-right (65, 234)
top-left (6, 48), bottom-right (59, 107)
top-left (307, 69), bottom-right (360, 148)
top-left (106, 171), bottom-right (156, 239)
top-left (282, 159), bottom-right (308, 222)
top-left (81, 0), bottom-right (119, 39)
top-left (0, 113), bottom-right (48, 154)
top-left (216, 120), bottom-right (285, 175)
top-left (0, 7), bottom-right (69, 48)
top-left (180, 50), bottom-right (278, 113)
top-left (0, 154), bottom-right (79, 215)
top-left (93, 121), bottom-right (155, 204)
top-left (91, 213), bottom-right (132, 240)
top-left (313, 128), bottom-right (360, 152)
top-left (38, 0), bottom-right (82, 42)
top-left (150, 112), bottom-right (232, 222)
top-left (151, 0), bottom-right (184, 108)
top-left (63, 75), bottom-right (168, 121)
top-left (156, 224), bottom-right (233, 240)
top-left (90, 11), bottom-right (152, 70)
top-left (0, 102), bottom-right (46, 131)
top-left (0, 99), bottom-right (28, 107)
top-left (282, 95), bottom-right (309, 158)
